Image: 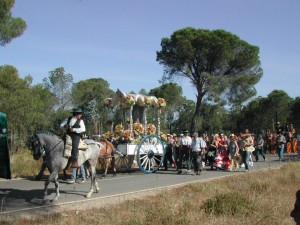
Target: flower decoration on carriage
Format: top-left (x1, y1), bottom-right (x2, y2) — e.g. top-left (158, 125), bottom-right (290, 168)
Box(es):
top-left (114, 123), bottom-right (124, 134)
top-left (160, 131), bottom-right (167, 142)
top-left (122, 129), bottom-right (133, 142)
top-left (102, 131), bottom-right (114, 140)
top-left (147, 123), bottom-right (156, 135)
top-left (133, 122), bottom-right (144, 136)
top-left (157, 98), bottom-right (167, 107)
top-left (126, 94), bottom-right (135, 106)
top-left (144, 96), bottom-right (153, 106)
top-left (103, 98), bottom-right (112, 107)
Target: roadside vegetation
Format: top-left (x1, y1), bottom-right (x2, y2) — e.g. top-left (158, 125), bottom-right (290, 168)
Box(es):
top-left (2, 156), bottom-right (299, 225)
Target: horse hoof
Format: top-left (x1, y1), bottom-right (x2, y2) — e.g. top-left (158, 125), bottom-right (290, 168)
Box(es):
top-left (96, 187), bottom-right (100, 193)
top-left (86, 192), bottom-right (92, 198)
top-left (113, 173), bottom-right (116, 177)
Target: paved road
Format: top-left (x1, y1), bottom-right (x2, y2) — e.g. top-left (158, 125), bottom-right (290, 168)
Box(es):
top-left (0, 154), bottom-right (297, 219)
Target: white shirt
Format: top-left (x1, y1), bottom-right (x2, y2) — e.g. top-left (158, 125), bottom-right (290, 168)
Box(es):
top-left (180, 135), bottom-right (192, 146)
top-left (191, 137), bottom-right (207, 152)
top-left (60, 117), bottom-right (86, 134)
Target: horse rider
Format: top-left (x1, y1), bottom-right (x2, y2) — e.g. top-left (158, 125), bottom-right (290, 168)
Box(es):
top-left (60, 108), bottom-right (86, 168)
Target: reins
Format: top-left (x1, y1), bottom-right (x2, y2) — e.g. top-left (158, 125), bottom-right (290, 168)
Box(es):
top-left (32, 134), bottom-right (63, 158)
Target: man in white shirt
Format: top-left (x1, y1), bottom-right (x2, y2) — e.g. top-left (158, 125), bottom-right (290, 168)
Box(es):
top-left (177, 130), bottom-right (192, 174)
top-left (191, 132), bottom-right (206, 175)
top-left (60, 108), bottom-right (86, 168)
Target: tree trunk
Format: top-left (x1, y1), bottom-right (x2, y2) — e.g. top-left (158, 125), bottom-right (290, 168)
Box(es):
top-left (190, 95), bottom-right (203, 134)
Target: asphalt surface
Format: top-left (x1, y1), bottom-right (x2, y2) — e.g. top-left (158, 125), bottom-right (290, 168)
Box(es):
top-left (0, 153), bottom-right (298, 220)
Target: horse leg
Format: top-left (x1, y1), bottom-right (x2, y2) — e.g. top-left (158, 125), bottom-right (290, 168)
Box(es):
top-left (44, 172), bottom-right (60, 202)
top-left (103, 159), bottom-right (110, 177)
top-left (86, 164), bottom-right (99, 198)
top-left (100, 158), bottom-right (106, 178)
top-left (111, 156), bottom-right (116, 176)
top-left (53, 173), bottom-right (60, 201)
top-left (63, 169), bottom-right (67, 180)
top-left (36, 161), bottom-right (47, 181)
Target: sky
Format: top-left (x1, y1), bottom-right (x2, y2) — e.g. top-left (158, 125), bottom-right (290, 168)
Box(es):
top-left (2, 0), bottom-right (300, 101)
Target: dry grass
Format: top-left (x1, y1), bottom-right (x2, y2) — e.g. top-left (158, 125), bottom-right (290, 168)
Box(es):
top-left (9, 149), bottom-right (43, 178)
top-left (2, 161), bottom-right (299, 225)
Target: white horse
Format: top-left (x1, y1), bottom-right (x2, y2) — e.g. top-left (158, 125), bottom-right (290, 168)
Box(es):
top-left (31, 131), bottom-right (100, 202)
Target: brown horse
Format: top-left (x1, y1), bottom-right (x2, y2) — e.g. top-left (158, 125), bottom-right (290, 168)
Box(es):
top-left (98, 139), bottom-right (116, 177)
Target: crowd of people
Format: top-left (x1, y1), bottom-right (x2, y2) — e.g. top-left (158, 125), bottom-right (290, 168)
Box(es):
top-left (162, 124), bottom-right (298, 175)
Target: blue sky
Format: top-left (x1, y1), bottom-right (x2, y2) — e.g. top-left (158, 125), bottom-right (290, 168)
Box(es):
top-left (2, 0), bottom-right (300, 101)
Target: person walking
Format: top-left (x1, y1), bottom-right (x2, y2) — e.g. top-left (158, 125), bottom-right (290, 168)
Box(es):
top-left (172, 134), bottom-right (180, 170)
top-left (241, 129), bottom-right (254, 172)
top-left (191, 132), bottom-right (206, 175)
top-left (255, 134), bottom-right (266, 162)
top-left (228, 134), bottom-right (240, 171)
top-left (60, 108), bottom-right (86, 168)
top-left (177, 130), bottom-right (192, 174)
top-left (276, 131), bottom-right (286, 162)
top-left (163, 134), bottom-right (174, 170)
top-left (207, 134), bottom-right (219, 170)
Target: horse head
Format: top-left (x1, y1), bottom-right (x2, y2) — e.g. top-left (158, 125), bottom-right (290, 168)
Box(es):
top-left (31, 133), bottom-right (45, 160)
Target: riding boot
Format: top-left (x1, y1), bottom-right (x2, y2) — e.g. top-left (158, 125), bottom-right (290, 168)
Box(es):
top-left (71, 155), bottom-right (80, 168)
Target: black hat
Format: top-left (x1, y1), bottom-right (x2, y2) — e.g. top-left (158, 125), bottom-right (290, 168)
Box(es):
top-left (182, 130), bottom-right (189, 134)
top-left (72, 108), bottom-right (83, 114)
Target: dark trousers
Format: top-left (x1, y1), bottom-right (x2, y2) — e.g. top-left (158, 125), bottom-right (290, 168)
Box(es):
top-left (192, 151), bottom-right (203, 172)
top-left (70, 133), bottom-right (80, 159)
top-left (163, 147), bottom-right (173, 169)
top-left (178, 146), bottom-right (191, 170)
top-left (255, 147), bottom-right (266, 161)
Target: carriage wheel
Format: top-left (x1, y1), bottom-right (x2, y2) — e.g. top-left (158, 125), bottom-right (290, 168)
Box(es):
top-left (137, 134), bottom-right (165, 174)
top-left (114, 150), bottom-right (134, 172)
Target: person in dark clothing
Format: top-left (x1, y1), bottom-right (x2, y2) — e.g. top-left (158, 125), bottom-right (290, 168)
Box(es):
top-left (163, 134), bottom-right (174, 170)
top-left (60, 108), bottom-right (86, 168)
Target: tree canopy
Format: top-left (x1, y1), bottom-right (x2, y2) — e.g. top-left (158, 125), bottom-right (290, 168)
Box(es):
top-left (157, 27), bottom-right (263, 133)
top-left (43, 67), bottom-right (73, 110)
top-left (0, 0), bottom-right (26, 46)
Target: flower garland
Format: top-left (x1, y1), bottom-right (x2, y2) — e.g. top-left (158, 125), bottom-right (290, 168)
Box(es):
top-left (122, 129), bottom-right (133, 142)
top-left (102, 131), bottom-right (113, 140)
top-left (158, 98), bottom-right (166, 107)
top-left (144, 97), bottom-right (152, 106)
top-left (126, 94), bottom-right (135, 106)
top-left (147, 123), bottom-right (156, 135)
top-left (133, 122), bottom-right (144, 135)
top-left (114, 123), bottom-right (124, 134)
top-left (103, 98), bottom-right (112, 107)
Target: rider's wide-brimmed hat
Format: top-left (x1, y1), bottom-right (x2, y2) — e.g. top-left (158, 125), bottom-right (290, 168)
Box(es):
top-left (72, 108), bottom-right (83, 114)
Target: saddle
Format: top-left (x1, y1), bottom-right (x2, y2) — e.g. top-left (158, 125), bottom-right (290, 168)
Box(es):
top-left (63, 134), bottom-right (88, 158)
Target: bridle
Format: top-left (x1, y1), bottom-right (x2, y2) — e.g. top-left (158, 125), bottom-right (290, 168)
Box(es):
top-left (31, 134), bottom-right (63, 159)
top-left (31, 134), bottom-right (45, 159)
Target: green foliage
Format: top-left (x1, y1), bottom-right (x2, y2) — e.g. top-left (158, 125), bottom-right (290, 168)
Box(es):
top-left (237, 90), bottom-right (292, 133)
top-left (289, 97), bottom-right (300, 129)
top-left (0, 65), bottom-right (57, 149)
top-left (72, 78), bottom-right (115, 135)
top-left (43, 67), bottom-right (73, 110)
top-left (0, 0), bottom-right (27, 46)
top-left (157, 27), bottom-right (262, 133)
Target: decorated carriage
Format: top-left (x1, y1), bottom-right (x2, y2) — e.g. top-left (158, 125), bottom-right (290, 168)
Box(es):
top-left (102, 89), bottom-right (167, 174)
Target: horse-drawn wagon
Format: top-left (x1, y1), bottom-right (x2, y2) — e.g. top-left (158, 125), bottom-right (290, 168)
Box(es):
top-left (101, 89), bottom-right (167, 174)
